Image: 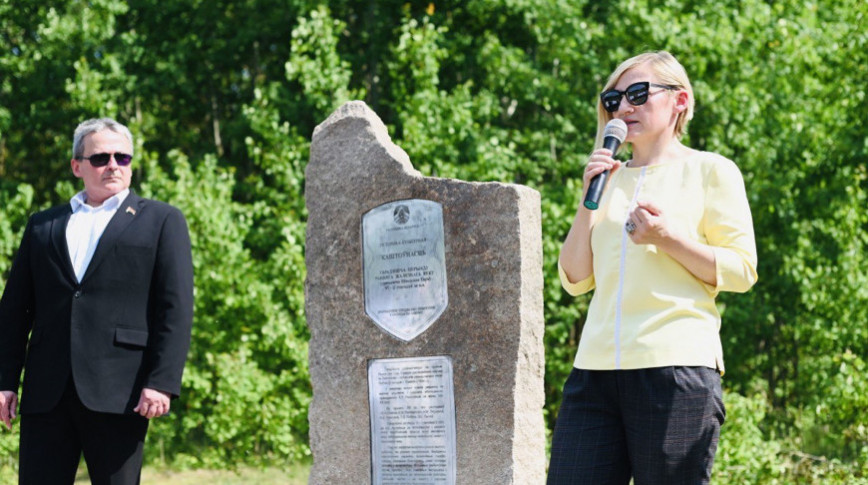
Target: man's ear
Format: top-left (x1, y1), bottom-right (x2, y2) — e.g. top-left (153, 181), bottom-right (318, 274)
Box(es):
top-left (71, 159), bottom-right (83, 179)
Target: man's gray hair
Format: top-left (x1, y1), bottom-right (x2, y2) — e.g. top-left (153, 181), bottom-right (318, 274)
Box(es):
top-left (72, 118), bottom-right (134, 159)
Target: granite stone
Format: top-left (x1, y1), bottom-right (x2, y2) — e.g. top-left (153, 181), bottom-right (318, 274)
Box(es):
top-left (305, 101), bottom-right (545, 484)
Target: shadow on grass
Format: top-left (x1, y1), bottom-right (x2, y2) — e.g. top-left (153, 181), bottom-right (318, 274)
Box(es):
top-left (75, 463), bottom-right (310, 485)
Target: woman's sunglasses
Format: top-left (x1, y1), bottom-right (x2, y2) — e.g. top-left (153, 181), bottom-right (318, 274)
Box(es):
top-left (79, 152), bottom-right (133, 167)
top-left (600, 82), bottom-right (678, 113)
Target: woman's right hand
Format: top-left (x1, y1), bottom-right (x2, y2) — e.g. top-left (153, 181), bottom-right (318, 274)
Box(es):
top-left (583, 148), bottom-right (622, 197)
top-left (561, 149), bottom-right (619, 283)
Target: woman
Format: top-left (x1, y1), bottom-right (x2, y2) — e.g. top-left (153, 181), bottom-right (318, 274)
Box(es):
top-left (547, 51), bottom-right (758, 484)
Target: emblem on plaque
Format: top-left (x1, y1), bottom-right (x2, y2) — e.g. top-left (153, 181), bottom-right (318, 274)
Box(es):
top-left (393, 205), bottom-right (410, 224)
top-left (362, 199), bottom-right (448, 341)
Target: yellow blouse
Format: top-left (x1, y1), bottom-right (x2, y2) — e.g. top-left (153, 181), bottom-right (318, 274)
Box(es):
top-left (559, 151), bottom-right (758, 373)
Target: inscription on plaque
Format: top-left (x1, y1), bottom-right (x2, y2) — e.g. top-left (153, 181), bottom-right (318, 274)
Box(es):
top-left (362, 199), bottom-right (448, 341)
top-left (369, 356), bottom-right (457, 485)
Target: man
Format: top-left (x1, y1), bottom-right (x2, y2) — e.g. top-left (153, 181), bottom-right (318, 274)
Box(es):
top-left (0, 118), bottom-right (194, 484)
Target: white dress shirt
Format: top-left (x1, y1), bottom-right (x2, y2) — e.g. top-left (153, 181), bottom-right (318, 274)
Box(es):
top-left (66, 189), bottom-right (131, 282)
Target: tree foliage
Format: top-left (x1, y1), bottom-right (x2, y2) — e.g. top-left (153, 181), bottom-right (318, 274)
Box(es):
top-left (1, 0), bottom-right (866, 481)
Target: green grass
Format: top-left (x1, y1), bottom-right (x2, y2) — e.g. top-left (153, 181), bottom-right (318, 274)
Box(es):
top-left (75, 464), bottom-right (310, 484)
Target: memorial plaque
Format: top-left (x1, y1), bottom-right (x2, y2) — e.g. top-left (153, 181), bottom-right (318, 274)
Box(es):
top-left (362, 199), bottom-right (448, 341)
top-left (369, 356), bottom-right (457, 485)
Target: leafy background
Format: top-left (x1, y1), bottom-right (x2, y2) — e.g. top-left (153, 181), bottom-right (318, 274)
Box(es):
top-left (1, 0), bottom-right (866, 482)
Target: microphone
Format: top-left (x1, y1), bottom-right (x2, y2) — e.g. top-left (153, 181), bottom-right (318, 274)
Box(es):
top-left (583, 118), bottom-right (628, 210)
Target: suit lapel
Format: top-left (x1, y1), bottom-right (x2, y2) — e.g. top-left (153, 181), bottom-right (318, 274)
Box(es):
top-left (80, 192), bottom-right (144, 283)
top-left (49, 205), bottom-right (77, 284)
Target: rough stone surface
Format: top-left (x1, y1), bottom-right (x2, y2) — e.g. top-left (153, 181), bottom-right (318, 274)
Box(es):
top-left (305, 101), bottom-right (545, 484)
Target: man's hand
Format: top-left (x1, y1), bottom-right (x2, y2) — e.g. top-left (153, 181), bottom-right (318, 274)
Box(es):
top-left (0, 391), bottom-right (17, 430)
top-left (133, 388), bottom-right (171, 419)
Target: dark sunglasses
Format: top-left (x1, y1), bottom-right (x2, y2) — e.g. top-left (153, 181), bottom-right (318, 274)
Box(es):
top-left (600, 82), bottom-right (678, 113)
top-left (79, 152), bottom-right (133, 167)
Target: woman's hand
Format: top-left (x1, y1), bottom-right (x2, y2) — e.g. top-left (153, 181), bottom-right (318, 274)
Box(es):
top-left (560, 149), bottom-right (622, 285)
top-left (582, 148), bottom-right (622, 199)
top-left (626, 200), bottom-right (672, 245)
top-left (627, 200), bottom-right (717, 286)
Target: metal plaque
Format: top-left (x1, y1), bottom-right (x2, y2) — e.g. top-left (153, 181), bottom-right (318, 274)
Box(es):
top-left (362, 199), bottom-right (448, 341)
top-left (369, 356), bottom-right (457, 485)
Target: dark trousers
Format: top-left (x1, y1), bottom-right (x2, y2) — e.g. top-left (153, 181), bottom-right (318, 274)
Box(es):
top-left (547, 367), bottom-right (725, 485)
top-left (18, 379), bottom-right (149, 485)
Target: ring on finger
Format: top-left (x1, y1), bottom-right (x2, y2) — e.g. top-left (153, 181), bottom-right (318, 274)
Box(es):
top-left (625, 220), bottom-right (636, 234)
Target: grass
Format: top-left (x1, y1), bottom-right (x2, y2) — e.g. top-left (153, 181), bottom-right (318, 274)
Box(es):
top-left (74, 463), bottom-right (310, 484)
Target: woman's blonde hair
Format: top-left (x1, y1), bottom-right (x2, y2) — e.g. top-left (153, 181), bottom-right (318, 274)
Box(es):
top-left (594, 51), bottom-right (694, 148)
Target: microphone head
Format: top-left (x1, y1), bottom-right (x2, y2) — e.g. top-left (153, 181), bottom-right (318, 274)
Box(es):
top-left (604, 118), bottom-right (628, 142)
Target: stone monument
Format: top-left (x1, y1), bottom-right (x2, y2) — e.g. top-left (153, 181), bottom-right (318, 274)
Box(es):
top-left (305, 101), bottom-right (545, 484)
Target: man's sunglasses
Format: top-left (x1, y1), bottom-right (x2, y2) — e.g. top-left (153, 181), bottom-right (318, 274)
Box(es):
top-left (79, 152), bottom-right (133, 167)
top-left (600, 82), bottom-right (678, 113)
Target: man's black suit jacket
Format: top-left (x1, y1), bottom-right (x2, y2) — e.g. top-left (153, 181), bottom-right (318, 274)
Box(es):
top-left (0, 191), bottom-right (193, 415)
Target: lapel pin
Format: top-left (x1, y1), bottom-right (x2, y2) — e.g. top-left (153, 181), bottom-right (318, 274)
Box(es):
top-left (126, 206), bottom-right (137, 216)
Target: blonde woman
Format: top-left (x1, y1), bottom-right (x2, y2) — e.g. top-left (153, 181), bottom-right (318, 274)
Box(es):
top-left (547, 51), bottom-right (758, 484)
